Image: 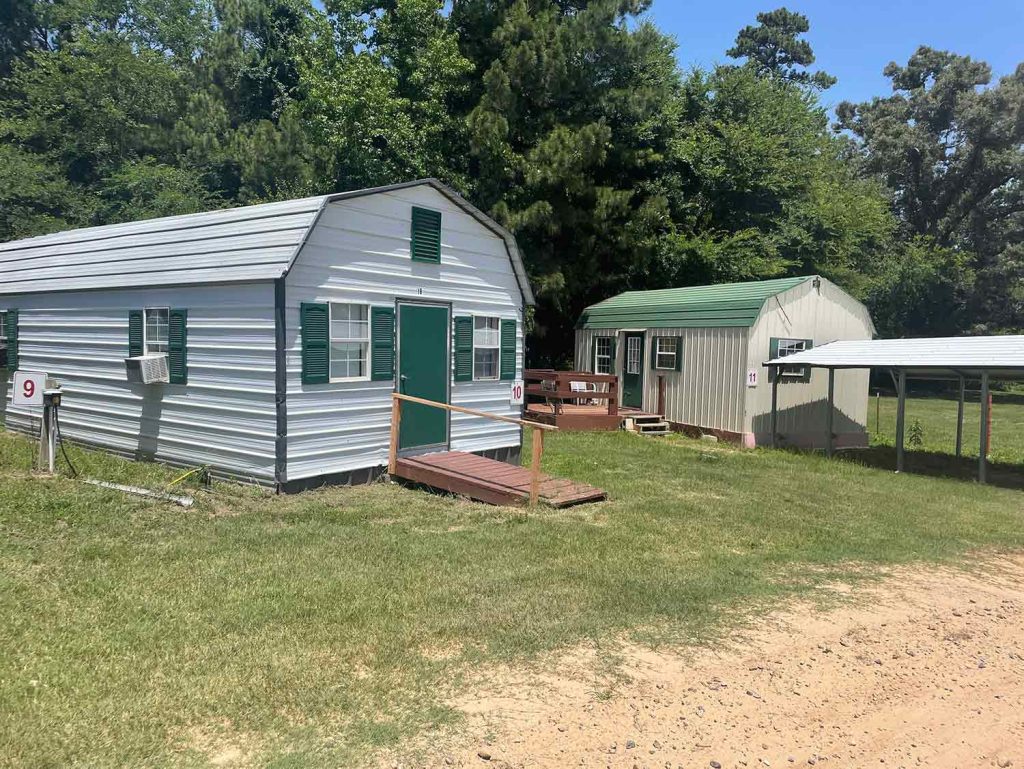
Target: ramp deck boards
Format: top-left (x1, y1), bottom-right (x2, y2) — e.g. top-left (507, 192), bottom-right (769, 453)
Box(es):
top-left (393, 450), bottom-right (607, 507)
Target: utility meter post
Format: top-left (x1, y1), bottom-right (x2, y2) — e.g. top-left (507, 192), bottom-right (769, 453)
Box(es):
top-left (41, 386), bottom-right (63, 474)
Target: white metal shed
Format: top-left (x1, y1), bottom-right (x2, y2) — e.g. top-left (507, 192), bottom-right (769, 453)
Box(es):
top-left (0, 179), bottom-right (534, 490)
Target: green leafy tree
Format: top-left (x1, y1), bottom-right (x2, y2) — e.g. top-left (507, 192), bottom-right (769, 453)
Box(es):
top-left (660, 65), bottom-right (891, 295)
top-left (454, 0), bottom-right (680, 363)
top-left (727, 7), bottom-right (836, 91)
top-left (836, 48), bottom-right (1024, 333)
top-left (295, 0), bottom-right (472, 192)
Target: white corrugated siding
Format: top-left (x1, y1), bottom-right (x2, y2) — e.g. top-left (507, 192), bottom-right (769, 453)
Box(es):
top-left (0, 284), bottom-right (277, 480)
top-left (745, 278), bottom-right (874, 445)
top-left (575, 327), bottom-right (748, 432)
top-left (285, 185), bottom-right (523, 481)
top-left (0, 198), bottom-right (323, 294)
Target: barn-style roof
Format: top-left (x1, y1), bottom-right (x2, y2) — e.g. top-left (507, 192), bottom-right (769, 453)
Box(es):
top-left (0, 179), bottom-right (535, 305)
top-left (577, 276), bottom-right (814, 330)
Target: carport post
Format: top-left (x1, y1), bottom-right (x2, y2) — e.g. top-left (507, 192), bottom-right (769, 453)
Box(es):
top-left (979, 372), bottom-right (990, 484)
top-left (826, 367), bottom-right (835, 458)
top-left (770, 366), bottom-right (779, 448)
top-left (895, 369), bottom-right (907, 473)
top-left (955, 375), bottom-right (965, 458)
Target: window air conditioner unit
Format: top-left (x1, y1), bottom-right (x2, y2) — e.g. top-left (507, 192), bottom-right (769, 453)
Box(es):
top-left (125, 354), bottom-right (170, 384)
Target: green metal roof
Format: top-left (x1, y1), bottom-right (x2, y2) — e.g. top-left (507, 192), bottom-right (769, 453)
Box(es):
top-left (577, 276), bottom-right (815, 330)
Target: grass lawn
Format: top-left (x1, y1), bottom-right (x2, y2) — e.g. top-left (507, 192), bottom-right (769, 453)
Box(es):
top-left (2, 423), bottom-right (1024, 767)
top-left (868, 391), bottom-right (1024, 464)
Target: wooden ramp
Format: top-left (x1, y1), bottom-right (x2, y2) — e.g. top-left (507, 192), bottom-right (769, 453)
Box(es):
top-left (393, 451), bottom-right (607, 508)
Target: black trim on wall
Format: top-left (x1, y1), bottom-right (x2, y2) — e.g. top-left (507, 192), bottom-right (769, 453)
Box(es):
top-left (274, 278), bottom-right (288, 490)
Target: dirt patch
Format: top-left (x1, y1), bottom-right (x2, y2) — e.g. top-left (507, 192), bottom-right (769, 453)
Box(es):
top-left (389, 554), bottom-right (1024, 769)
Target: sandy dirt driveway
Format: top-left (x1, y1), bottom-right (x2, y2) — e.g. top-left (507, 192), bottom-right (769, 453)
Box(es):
top-left (391, 555), bottom-right (1024, 769)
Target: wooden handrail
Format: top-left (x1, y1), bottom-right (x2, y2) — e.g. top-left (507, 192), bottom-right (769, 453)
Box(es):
top-left (388, 392), bottom-right (556, 506)
top-left (391, 392), bottom-right (557, 430)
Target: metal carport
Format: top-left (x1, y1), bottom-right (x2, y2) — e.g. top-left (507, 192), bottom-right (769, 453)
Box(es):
top-left (764, 336), bottom-right (1024, 483)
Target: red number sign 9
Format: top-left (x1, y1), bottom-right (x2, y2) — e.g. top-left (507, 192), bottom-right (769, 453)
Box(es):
top-left (22, 379), bottom-right (35, 399)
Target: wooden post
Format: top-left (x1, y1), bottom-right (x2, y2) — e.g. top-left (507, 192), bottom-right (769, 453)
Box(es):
top-left (826, 367), bottom-right (835, 458)
top-left (529, 425), bottom-right (544, 506)
top-left (388, 394), bottom-right (402, 475)
top-left (955, 376), bottom-right (965, 458)
top-left (607, 377), bottom-right (619, 417)
top-left (770, 366), bottom-right (779, 448)
top-left (979, 372), bottom-right (990, 484)
top-left (895, 369), bottom-right (907, 473)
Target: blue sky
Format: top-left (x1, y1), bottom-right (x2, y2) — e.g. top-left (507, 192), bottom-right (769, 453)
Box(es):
top-left (647, 0), bottom-right (1023, 110)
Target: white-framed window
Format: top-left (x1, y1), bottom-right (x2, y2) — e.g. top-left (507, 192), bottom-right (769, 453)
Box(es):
top-left (776, 338), bottom-right (809, 377)
top-left (0, 312), bottom-right (7, 345)
top-left (144, 308), bottom-right (169, 354)
top-left (626, 336), bottom-right (641, 375)
top-left (473, 316), bottom-right (500, 380)
top-left (330, 303), bottom-right (370, 380)
top-left (654, 337), bottom-right (678, 370)
top-left (594, 337), bottom-right (612, 374)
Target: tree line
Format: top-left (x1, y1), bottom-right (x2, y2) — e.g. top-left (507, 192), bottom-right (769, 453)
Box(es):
top-left (1, 1), bottom-right (1021, 363)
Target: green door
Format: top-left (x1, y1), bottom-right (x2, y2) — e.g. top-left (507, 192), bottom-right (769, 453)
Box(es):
top-left (622, 332), bottom-right (644, 409)
top-left (398, 302), bottom-right (450, 451)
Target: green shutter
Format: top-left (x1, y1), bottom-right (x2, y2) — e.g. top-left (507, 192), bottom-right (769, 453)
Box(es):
top-left (499, 319), bottom-right (516, 380)
top-left (128, 310), bottom-right (143, 358)
top-left (370, 306), bottom-right (395, 381)
top-left (453, 316), bottom-right (473, 382)
top-left (607, 336), bottom-right (617, 374)
top-left (411, 207), bottom-right (442, 263)
top-left (168, 309), bottom-right (188, 384)
top-left (650, 337), bottom-right (658, 369)
top-left (6, 310), bottom-right (18, 370)
top-left (674, 336), bottom-right (683, 371)
top-left (301, 302), bottom-right (329, 384)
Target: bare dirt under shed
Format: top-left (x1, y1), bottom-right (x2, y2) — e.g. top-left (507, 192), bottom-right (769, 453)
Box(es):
top-left (389, 555), bottom-right (1024, 769)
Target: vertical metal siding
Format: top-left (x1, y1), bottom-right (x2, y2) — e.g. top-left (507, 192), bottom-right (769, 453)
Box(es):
top-left (745, 278), bottom-right (873, 445)
top-left (574, 326), bottom-right (748, 432)
top-left (0, 283), bottom-right (278, 480)
top-left (285, 186), bottom-right (524, 481)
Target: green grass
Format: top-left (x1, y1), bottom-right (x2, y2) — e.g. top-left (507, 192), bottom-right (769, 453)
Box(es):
top-left (868, 391), bottom-right (1024, 464)
top-left (2, 424), bottom-right (1024, 767)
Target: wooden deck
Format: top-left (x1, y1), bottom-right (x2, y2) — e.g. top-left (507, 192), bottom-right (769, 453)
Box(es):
top-left (524, 404), bottom-right (661, 431)
top-left (392, 451), bottom-right (607, 507)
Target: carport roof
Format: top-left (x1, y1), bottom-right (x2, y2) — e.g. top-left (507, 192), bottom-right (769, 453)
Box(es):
top-left (764, 335), bottom-right (1024, 380)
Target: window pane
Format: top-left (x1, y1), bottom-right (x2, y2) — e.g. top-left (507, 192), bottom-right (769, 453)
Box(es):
top-left (330, 342), bottom-right (367, 379)
top-left (474, 348), bottom-right (498, 379)
top-left (777, 339), bottom-right (807, 376)
top-left (145, 308), bottom-right (169, 354)
top-left (331, 304), bottom-right (369, 341)
top-left (626, 337), bottom-right (640, 374)
top-left (653, 337), bottom-right (677, 369)
top-left (0, 314), bottom-right (6, 340)
top-left (474, 316), bottom-right (500, 347)
top-left (594, 337), bottom-right (612, 374)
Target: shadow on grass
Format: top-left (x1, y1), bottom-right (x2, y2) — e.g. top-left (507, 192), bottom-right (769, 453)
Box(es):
top-left (837, 445), bottom-right (1024, 491)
